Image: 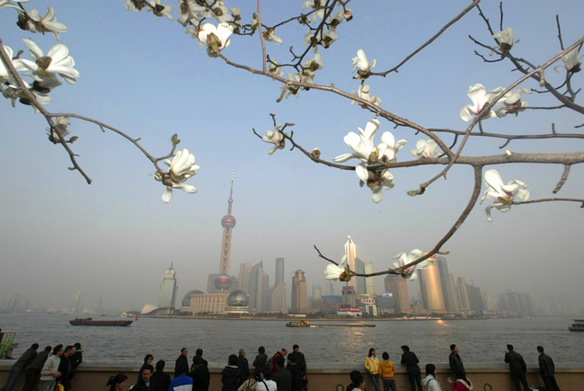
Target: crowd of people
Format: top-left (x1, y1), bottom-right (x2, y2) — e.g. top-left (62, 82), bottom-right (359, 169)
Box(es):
top-left (120, 344), bottom-right (307, 391)
top-left (0, 342), bottom-right (82, 391)
top-left (361, 343), bottom-right (561, 391)
top-left (2, 341), bottom-right (562, 391)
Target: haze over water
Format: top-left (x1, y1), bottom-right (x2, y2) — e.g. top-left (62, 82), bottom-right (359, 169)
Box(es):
top-left (1, 314), bottom-right (582, 368)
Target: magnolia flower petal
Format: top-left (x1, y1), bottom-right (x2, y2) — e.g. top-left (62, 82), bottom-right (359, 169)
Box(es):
top-left (161, 187), bottom-right (173, 203)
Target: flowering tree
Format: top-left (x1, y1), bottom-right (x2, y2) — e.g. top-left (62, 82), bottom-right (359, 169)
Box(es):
top-left (1, 0), bottom-right (582, 282)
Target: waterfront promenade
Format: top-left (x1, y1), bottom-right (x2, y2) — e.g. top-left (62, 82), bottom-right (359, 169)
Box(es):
top-left (1, 362), bottom-right (583, 390)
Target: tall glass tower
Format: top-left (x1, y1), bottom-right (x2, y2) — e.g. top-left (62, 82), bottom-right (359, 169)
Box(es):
top-left (158, 263), bottom-right (178, 308)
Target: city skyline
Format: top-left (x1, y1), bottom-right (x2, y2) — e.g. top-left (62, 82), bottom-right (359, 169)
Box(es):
top-left (1, 1), bottom-right (583, 312)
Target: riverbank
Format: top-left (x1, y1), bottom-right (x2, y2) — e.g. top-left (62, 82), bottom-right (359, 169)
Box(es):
top-left (1, 362), bottom-right (583, 391)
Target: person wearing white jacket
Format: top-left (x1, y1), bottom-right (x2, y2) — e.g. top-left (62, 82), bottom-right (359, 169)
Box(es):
top-left (39, 345), bottom-right (63, 391)
top-left (422, 364), bottom-right (442, 391)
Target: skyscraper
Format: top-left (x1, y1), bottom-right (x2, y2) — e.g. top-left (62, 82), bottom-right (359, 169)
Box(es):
top-left (384, 274), bottom-right (411, 314)
top-left (275, 257), bottom-right (285, 286)
top-left (435, 256), bottom-right (459, 314)
top-left (249, 261), bottom-right (270, 312)
top-left (291, 270), bottom-right (308, 313)
top-left (418, 257), bottom-right (446, 314)
top-left (158, 263), bottom-right (178, 308)
top-left (238, 262), bottom-right (252, 294)
top-left (344, 235), bottom-right (357, 272)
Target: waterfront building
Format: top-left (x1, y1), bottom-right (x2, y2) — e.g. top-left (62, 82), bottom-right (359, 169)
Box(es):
top-left (312, 284), bottom-right (322, 300)
top-left (364, 262), bottom-right (376, 294)
top-left (158, 263), bottom-right (178, 309)
top-left (249, 262), bottom-right (270, 313)
top-left (270, 280), bottom-right (288, 313)
top-left (181, 290), bottom-right (203, 308)
top-left (190, 292), bottom-right (228, 314)
top-left (354, 258), bottom-right (366, 293)
top-left (325, 280), bottom-right (335, 295)
top-left (341, 285), bottom-right (357, 307)
top-left (320, 295), bottom-right (342, 314)
top-left (456, 277), bottom-right (471, 314)
top-left (360, 296), bottom-right (377, 316)
top-left (238, 262), bottom-right (252, 294)
top-left (376, 293), bottom-right (396, 314)
top-left (344, 235), bottom-right (357, 272)
top-left (467, 283), bottom-right (485, 314)
top-left (435, 256), bottom-right (459, 314)
top-left (384, 274), bottom-right (411, 314)
top-left (498, 290), bottom-right (534, 317)
top-left (275, 257), bottom-right (285, 285)
top-left (226, 290), bottom-right (250, 314)
top-left (291, 269), bottom-right (308, 313)
top-left (418, 257), bottom-right (447, 314)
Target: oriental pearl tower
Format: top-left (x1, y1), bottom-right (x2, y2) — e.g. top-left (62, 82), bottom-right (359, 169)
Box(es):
top-left (215, 171), bottom-right (236, 291)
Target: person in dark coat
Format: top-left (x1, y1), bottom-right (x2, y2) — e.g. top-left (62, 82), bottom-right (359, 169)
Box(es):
top-left (504, 344), bottom-right (529, 391)
top-left (221, 354), bottom-right (242, 391)
top-left (21, 345), bottom-right (51, 391)
top-left (138, 354), bottom-right (154, 383)
top-left (286, 354), bottom-right (303, 391)
top-left (346, 370), bottom-right (365, 391)
top-left (191, 356), bottom-right (210, 391)
top-left (237, 349), bottom-right (250, 381)
top-left (272, 356), bottom-right (291, 391)
top-left (69, 342), bottom-right (82, 379)
top-left (149, 360), bottom-right (171, 391)
top-left (448, 344), bottom-right (466, 381)
top-left (174, 348), bottom-right (189, 378)
top-left (131, 365), bottom-right (153, 391)
top-left (252, 346), bottom-right (268, 374)
top-left (57, 345), bottom-right (75, 390)
top-left (537, 346), bottom-right (560, 391)
top-left (195, 349), bottom-right (208, 368)
top-left (0, 343), bottom-right (38, 391)
top-left (288, 345), bottom-right (307, 390)
top-left (400, 345), bottom-right (423, 391)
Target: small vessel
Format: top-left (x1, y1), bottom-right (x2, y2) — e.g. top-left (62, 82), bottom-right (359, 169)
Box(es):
top-left (69, 317), bottom-right (133, 327)
top-left (569, 319), bottom-right (584, 332)
top-left (285, 320), bottom-right (375, 328)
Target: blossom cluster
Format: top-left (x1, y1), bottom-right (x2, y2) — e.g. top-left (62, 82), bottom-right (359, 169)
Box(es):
top-left (459, 83), bottom-right (531, 122)
top-left (154, 149), bottom-right (200, 203)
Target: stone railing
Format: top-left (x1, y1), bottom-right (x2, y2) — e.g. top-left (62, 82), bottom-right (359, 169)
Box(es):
top-left (1, 362), bottom-right (582, 390)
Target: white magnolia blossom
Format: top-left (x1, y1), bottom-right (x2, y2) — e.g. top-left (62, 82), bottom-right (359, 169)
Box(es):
top-left (495, 87), bottom-right (531, 118)
top-left (267, 58), bottom-right (285, 78)
top-left (154, 148), bottom-right (200, 203)
top-left (263, 28), bottom-right (283, 45)
top-left (351, 83), bottom-right (382, 106)
top-left (261, 125), bottom-right (287, 154)
top-left (459, 83), bottom-right (505, 122)
top-left (23, 6), bottom-right (68, 40)
top-left (302, 0), bottom-right (325, 23)
top-left (492, 27), bottom-right (516, 52)
top-left (480, 169), bottom-right (529, 221)
top-left (352, 49), bottom-right (376, 78)
top-left (324, 255), bottom-right (350, 281)
top-left (149, 0), bottom-right (173, 20)
top-left (281, 72), bottom-right (301, 99)
top-left (410, 139), bottom-right (439, 159)
top-left (334, 119), bottom-right (406, 165)
top-left (21, 38), bottom-right (79, 85)
top-left (393, 249), bottom-right (429, 281)
top-left (303, 28), bottom-right (338, 50)
top-left (356, 164), bottom-right (394, 203)
top-left (197, 22), bottom-right (233, 55)
top-left (0, 45), bottom-right (27, 81)
top-left (0, 0), bottom-right (27, 10)
top-left (554, 47), bottom-right (582, 73)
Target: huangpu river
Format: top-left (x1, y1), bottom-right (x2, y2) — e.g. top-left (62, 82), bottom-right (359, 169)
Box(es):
top-left (1, 313), bottom-right (582, 368)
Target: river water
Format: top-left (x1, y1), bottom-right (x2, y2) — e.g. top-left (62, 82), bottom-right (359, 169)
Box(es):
top-left (0, 313), bottom-right (582, 368)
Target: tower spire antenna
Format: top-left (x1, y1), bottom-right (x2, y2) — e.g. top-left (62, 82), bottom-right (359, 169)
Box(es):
top-left (228, 169), bottom-right (234, 214)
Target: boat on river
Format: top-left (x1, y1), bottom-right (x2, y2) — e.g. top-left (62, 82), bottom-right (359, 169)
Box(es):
top-left (569, 319), bottom-right (584, 332)
top-left (285, 320), bottom-right (375, 328)
top-left (69, 317), bottom-right (133, 327)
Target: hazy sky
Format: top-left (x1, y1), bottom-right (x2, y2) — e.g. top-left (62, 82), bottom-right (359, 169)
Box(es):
top-left (0, 0), bottom-right (583, 311)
